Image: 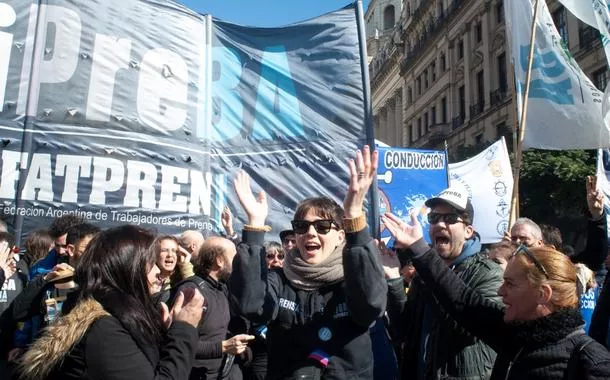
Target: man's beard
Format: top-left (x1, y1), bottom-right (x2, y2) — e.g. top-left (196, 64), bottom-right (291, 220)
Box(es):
top-left (218, 267), bottom-right (231, 282)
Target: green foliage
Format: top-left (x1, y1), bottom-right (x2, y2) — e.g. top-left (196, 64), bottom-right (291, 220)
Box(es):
top-left (520, 149), bottom-right (595, 223)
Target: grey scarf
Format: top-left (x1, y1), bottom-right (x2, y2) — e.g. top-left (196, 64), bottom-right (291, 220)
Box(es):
top-left (283, 242), bottom-right (345, 291)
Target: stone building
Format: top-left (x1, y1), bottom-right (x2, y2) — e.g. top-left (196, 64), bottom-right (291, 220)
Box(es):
top-left (369, 0), bottom-right (608, 156)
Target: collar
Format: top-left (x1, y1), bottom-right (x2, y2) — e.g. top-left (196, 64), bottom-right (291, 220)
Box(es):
top-left (204, 274), bottom-right (225, 290)
top-left (510, 308), bottom-right (585, 347)
top-left (449, 232), bottom-right (482, 268)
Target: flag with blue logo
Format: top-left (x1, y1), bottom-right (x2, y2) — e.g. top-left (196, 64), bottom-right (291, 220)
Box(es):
top-left (505, 0), bottom-right (610, 149)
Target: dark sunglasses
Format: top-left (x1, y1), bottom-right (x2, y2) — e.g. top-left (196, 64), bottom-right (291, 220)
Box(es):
top-left (512, 245), bottom-right (549, 279)
top-left (291, 219), bottom-right (336, 235)
top-left (266, 253), bottom-right (285, 260)
top-left (427, 212), bottom-right (465, 225)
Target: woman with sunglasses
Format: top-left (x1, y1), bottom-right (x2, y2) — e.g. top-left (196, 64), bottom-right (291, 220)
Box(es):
top-left (382, 212), bottom-right (610, 379)
top-left (230, 146), bottom-right (387, 380)
top-left (264, 241), bottom-right (285, 269)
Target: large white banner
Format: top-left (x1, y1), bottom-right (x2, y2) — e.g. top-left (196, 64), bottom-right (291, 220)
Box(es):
top-left (505, 0), bottom-right (610, 149)
top-left (448, 138), bottom-right (513, 244)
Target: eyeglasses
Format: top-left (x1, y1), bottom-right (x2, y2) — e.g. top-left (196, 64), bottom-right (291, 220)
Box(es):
top-left (427, 212), bottom-right (465, 225)
top-left (266, 253), bottom-right (285, 260)
top-left (291, 219), bottom-right (337, 235)
top-left (512, 245), bottom-right (549, 279)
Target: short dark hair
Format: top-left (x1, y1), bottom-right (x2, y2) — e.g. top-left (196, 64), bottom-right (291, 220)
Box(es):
top-left (487, 240), bottom-right (518, 262)
top-left (194, 238), bottom-right (229, 276)
top-left (539, 224), bottom-right (563, 252)
top-left (48, 215), bottom-right (86, 239)
top-left (293, 197), bottom-right (344, 230)
top-left (0, 232), bottom-right (15, 247)
top-left (65, 223), bottom-right (101, 246)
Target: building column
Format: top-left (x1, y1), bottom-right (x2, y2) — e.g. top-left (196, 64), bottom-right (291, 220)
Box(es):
top-left (394, 90), bottom-right (403, 145)
top-left (463, 22), bottom-right (472, 121)
top-left (482, 3), bottom-right (492, 110)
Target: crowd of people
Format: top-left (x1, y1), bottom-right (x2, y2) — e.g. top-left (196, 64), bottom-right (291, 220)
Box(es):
top-left (0, 146), bottom-right (610, 379)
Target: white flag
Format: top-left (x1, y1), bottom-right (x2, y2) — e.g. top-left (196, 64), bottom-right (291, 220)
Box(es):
top-left (448, 138), bottom-right (513, 244)
top-left (558, 1), bottom-right (610, 133)
top-left (505, 0), bottom-right (610, 149)
top-left (556, 0), bottom-right (597, 28)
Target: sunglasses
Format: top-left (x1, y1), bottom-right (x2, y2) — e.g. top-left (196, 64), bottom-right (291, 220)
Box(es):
top-left (512, 245), bottom-right (549, 279)
top-left (266, 253), bottom-right (285, 260)
top-left (427, 212), bottom-right (465, 225)
top-left (291, 219), bottom-right (337, 235)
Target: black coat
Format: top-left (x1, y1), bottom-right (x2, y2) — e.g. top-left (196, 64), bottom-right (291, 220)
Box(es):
top-left (406, 238), bottom-right (610, 380)
top-left (229, 229), bottom-right (387, 380)
top-left (19, 298), bottom-right (198, 380)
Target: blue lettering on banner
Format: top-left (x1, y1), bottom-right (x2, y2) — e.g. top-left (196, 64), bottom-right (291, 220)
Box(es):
top-left (519, 45), bottom-right (574, 105)
top-left (252, 45), bottom-right (304, 139)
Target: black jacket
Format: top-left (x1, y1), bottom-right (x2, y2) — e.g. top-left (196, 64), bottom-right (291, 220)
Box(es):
top-left (406, 238), bottom-right (610, 380)
top-left (388, 239), bottom-right (503, 380)
top-left (176, 275), bottom-right (231, 378)
top-left (569, 211), bottom-right (608, 272)
top-left (229, 228), bottom-right (387, 380)
top-left (579, 212), bottom-right (610, 346)
top-left (19, 297), bottom-right (198, 380)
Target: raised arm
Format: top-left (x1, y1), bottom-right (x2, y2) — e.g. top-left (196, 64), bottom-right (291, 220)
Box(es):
top-left (342, 146), bottom-right (387, 326)
top-left (381, 212), bottom-right (507, 351)
top-left (570, 176), bottom-right (607, 271)
top-left (228, 171), bottom-right (278, 323)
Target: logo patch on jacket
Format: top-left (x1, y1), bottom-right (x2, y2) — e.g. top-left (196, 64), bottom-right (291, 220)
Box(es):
top-left (279, 297), bottom-right (299, 312)
top-left (333, 302), bottom-right (349, 318)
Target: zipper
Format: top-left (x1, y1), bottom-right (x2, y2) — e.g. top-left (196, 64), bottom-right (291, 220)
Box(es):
top-left (504, 347), bottom-right (524, 380)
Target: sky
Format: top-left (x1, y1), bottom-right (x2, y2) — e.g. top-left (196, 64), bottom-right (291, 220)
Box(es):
top-left (179, 0), bottom-right (371, 27)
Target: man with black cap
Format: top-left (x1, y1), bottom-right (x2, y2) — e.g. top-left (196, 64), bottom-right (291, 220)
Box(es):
top-left (384, 184), bottom-right (503, 380)
top-left (279, 229), bottom-right (296, 256)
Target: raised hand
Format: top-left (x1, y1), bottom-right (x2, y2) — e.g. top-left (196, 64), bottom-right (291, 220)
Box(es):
top-left (586, 175), bottom-right (604, 219)
top-left (177, 245), bottom-right (192, 265)
top-left (172, 287), bottom-right (205, 328)
top-left (234, 170), bottom-right (268, 227)
top-left (0, 242), bottom-right (13, 280)
top-left (378, 240), bottom-right (401, 279)
top-left (344, 145), bottom-right (379, 219)
top-left (221, 205), bottom-right (235, 236)
top-left (381, 212), bottom-right (424, 249)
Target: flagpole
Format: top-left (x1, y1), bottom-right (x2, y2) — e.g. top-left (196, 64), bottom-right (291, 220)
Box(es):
top-left (444, 140), bottom-right (450, 187)
top-left (509, 0), bottom-right (540, 228)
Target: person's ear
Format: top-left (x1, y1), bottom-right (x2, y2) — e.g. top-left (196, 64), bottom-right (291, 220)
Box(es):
top-left (66, 244), bottom-right (75, 258)
top-left (538, 283), bottom-right (553, 305)
top-left (215, 255), bottom-right (225, 270)
top-left (337, 229), bottom-right (345, 243)
top-left (464, 225), bottom-right (474, 239)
